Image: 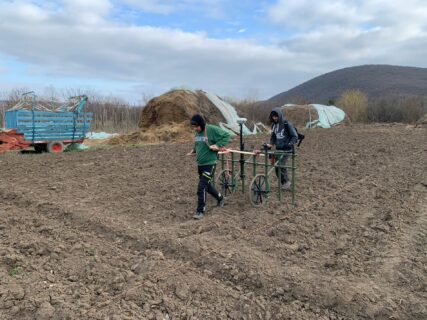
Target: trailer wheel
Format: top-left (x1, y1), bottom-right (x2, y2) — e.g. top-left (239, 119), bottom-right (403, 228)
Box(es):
top-left (47, 141), bottom-right (64, 153)
top-left (249, 174), bottom-right (267, 206)
top-left (216, 169), bottom-right (238, 197)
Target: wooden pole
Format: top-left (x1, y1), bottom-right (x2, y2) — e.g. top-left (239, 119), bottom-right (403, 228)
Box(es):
top-left (219, 149), bottom-right (266, 157)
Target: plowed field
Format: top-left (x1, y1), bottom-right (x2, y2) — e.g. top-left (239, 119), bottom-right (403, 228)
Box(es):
top-left (0, 124), bottom-right (426, 320)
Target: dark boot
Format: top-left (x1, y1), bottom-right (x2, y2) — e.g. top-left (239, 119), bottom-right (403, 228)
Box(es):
top-left (217, 194), bottom-right (225, 207)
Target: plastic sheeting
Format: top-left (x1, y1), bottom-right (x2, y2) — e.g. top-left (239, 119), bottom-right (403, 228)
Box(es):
top-left (307, 104), bottom-right (346, 128)
top-left (251, 122), bottom-right (270, 135)
top-left (65, 143), bottom-right (89, 151)
top-left (157, 89), bottom-right (259, 135)
top-left (283, 104), bottom-right (346, 128)
top-left (86, 132), bottom-right (119, 139)
top-left (203, 91), bottom-right (255, 135)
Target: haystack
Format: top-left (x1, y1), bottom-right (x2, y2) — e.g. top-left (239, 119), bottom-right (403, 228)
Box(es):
top-left (111, 90), bottom-right (226, 144)
top-left (139, 90), bottom-right (224, 129)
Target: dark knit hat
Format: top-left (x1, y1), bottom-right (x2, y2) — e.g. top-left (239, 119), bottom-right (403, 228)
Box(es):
top-left (190, 114), bottom-right (206, 130)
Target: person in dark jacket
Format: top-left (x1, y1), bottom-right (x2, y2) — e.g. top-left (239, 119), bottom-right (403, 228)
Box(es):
top-left (187, 114), bottom-right (231, 220)
top-left (267, 107), bottom-right (298, 190)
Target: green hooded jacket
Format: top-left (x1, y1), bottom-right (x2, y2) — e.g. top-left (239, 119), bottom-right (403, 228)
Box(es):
top-left (194, 124), bottom-right (231, 166)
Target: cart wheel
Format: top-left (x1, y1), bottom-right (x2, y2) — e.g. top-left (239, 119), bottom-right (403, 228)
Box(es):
top-left (216, 169), bottom-right (237, 197)
top-left (249, 174), bottom-right (268, 206)
top-left (47, 141), bottom-right (64, 153)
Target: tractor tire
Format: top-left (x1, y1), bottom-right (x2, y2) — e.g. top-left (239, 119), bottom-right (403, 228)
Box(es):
top-left (47, 141), bottom-right (64, 153)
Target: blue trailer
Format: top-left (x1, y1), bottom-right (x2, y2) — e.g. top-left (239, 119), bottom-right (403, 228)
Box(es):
top-left (0, 95), bottom-right (92, 153)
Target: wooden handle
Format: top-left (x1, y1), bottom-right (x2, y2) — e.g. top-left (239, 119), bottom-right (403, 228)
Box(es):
top-left (218, 149), bottom-right (266, 157)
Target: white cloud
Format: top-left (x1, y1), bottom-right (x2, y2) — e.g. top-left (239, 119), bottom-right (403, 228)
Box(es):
top-left (268, 0), bottom-right (427, 34)
top-left (61, 0), bottom-right (112, 14)
top-left (0, 0), bottom-right (426, 102)
top-left (122, 0), bottom-right (225, 17)
top-left (122, 0), bottom-right (174, 14)
top-left (0, 1), bottom-right (301, 99)
top-left (59, 0), bottom-right (113, 25)
top-left (267, 0), bottom-right (427, 68)
top-left (268, 0), bottom-right (364, 30)
top-left (1, 1), bottom-right (49, 22)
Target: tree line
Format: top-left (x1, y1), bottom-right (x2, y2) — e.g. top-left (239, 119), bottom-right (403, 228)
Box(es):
top-left (232, 91), bottom-right (427, 124)
top-left (336, 90), bottom-right (427, 123)
top-left (0, 88), bottom-right (145, 133)
top-left (2, 87), bottom-right (425, 132)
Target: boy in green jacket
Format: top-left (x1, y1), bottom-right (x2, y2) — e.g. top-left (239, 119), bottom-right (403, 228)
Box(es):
top-left (187, 114), bottom-right (231, 220)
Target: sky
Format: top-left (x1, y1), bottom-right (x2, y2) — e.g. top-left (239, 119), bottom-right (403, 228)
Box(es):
top-left (0, 0), bottom-right (426, 103)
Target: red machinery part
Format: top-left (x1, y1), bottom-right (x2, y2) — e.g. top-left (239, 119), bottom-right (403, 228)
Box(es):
top-left (0, 130), bottom-right (31, 153)
top-left (47, 141), bottom-right (64, 153)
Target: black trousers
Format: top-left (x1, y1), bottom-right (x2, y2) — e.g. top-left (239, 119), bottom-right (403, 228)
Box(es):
top-left (197, 165), bottom-right (221, 212)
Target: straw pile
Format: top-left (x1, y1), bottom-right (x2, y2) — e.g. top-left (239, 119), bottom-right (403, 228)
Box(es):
top-left (111, 90), bottom-right (226, 145)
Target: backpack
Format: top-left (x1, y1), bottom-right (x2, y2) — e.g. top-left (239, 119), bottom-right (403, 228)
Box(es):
top-left (284, 121), bottom-right (305, 147)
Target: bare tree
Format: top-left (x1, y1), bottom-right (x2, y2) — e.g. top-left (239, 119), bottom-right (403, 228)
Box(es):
top-left (337, 90), bottom-right (369, 122)
top-left (367, 95), bottom-right (427, 123)
top-left (0, 87), bottom-right (144, 133)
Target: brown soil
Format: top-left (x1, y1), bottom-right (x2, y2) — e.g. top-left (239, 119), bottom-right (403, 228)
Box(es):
top-left (0, 124), bottom-right (426, 319)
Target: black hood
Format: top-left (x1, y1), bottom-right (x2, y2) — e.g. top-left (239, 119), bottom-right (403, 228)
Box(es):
top-left (270, 107), bottom-right (284, 124)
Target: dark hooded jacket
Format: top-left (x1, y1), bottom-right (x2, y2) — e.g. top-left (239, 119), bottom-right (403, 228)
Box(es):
top-left (269, 107), bottom-right (298, 150)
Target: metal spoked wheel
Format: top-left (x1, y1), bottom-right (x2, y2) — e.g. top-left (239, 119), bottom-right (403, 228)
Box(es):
top-left (249, 174), bottom-right (268, 206)
top-left (216, 169), bottom-right (238, 197)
